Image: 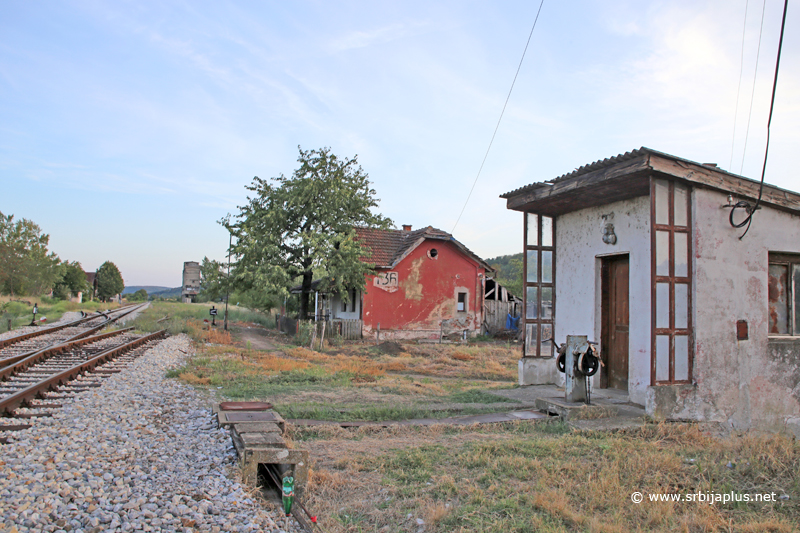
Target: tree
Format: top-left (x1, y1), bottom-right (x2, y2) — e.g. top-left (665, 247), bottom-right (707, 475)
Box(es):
top-left (198, 256), bottom-right (228, 302)
top-left (488, 253), bottom-right (524, 298)
top-left (96, 261), bottom-right (124, 302)
top-left (0, 211), bottom-right (61, 296)
top-left (53, 261), bottom-right (90, 300)
top-left (128, 289), bottom-right (148, 301)
top-left (230, 147), bottom-right (392, 319)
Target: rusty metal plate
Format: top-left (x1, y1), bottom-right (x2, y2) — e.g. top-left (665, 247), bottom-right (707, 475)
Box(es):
top-left (219, 401), bottom-right (272, 411)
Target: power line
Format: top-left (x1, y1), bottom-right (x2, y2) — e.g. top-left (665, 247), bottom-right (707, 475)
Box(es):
top-left (729, 0), bottom-right (750, 171)
top-left (739, 0), bottom-right (767, 174)
top-left (729, 0), bottom-right (788, 239)
top-left (451, 0), bottom-right (545, 234)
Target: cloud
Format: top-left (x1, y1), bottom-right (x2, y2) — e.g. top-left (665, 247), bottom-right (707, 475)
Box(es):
top-left (328, 22), bottom-right (420, 52)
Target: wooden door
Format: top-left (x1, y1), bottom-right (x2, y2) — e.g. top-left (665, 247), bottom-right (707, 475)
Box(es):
top-left (601, 255), bottom-right (629, 390)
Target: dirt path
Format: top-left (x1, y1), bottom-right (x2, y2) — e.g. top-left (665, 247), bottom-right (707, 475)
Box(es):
top-left (231, 324), bottom-right (279, 351)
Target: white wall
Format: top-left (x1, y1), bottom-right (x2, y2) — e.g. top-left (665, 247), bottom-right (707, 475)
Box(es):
top-left (555, 195), bottom-right (652, 405)
top-left (330, 290), bottom-right (361, 320)
top-left (691, 187), bottom-right (800, 432)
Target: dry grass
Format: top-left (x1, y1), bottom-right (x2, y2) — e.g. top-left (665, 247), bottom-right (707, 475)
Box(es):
top-left (293, 422), bottom-right (799, 533)
top-left (204, 327), bottom-right (233, 345)
top-left (325, 341), bottom-right (519, 381)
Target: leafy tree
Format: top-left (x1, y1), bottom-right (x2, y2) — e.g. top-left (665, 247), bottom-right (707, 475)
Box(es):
top-left (53, 261), bottom-right (89, 300)
top-left (127, 289), bottom-right (148, 301)
top-left (0, 212), bottom-right (61, 296)
top-left (96, 261), bottom-right (124, 302)
top-left (230, 146), bottom-right (392, 319)
top-left (488, 253), bottom-right (524, 298)
top-left (198, 256), bottom-right (228, 302)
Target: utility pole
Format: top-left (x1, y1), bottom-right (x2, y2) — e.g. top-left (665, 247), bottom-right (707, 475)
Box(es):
top-left (224, 230), bottom-right (232, 332)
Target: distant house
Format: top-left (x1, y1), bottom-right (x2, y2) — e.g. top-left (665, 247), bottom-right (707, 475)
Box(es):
top-left (298, 225), bottom-right (497, 340)
top-left (501, 147), bottom-right (800, 435)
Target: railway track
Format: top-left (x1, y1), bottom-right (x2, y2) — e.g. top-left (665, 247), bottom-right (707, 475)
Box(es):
top-left (0, 303), bottom-right (143, 361)
top-left (0, 304), bottom-right (167, 443)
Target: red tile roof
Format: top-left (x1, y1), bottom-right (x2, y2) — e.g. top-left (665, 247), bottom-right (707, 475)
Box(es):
top-left (354, 226), bottom-right (492, 271)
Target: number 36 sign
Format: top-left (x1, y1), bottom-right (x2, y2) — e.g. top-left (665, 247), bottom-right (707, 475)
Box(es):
top-left (373, 272), bottom-right (399, 293)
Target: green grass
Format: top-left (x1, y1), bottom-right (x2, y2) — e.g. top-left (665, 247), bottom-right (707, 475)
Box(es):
top-left (124, 301), bottom-right (276, 340)
top-left (0, 298), bottom-right (121, 332)
top-left (275, 403), bottom-right (520, 422)
top-left (446, 388), bottom-right (515, 404)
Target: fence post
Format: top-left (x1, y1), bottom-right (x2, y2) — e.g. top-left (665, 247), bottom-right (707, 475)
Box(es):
top-left (319, 321), bottom-right (326, 351)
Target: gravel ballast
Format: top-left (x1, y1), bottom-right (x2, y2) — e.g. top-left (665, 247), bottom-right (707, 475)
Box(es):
top-left (0, 334), bottom-right (299, 533)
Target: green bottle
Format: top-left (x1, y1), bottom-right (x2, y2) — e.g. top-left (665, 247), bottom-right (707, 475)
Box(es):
top-left (282, 475), bottom-right (295, 516)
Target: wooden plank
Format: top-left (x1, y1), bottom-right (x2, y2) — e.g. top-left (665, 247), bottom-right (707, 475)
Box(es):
top-left (649, 155), bottom-right (800, 213)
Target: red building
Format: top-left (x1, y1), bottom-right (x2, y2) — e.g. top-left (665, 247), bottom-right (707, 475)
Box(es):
top-left (324, 225), bottom-right (494, 340)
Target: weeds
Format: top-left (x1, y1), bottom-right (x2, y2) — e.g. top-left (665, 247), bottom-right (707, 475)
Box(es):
top-left (301, 423), bottom-right (799, 533)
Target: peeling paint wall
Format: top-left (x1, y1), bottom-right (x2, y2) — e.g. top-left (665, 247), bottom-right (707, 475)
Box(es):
top-left (553, 195), bottom-right (652, 405)
top-left (679, 187), bottom-right (800, 433)
top-left (361, 240), bottom-right (486, 340)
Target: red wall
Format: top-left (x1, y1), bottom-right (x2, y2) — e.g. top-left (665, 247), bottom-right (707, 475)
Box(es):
top-left (362, 239), bottom-right (486, 338)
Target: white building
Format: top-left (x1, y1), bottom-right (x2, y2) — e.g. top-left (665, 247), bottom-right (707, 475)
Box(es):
top-left (502, 148), bottom-right (800, 435)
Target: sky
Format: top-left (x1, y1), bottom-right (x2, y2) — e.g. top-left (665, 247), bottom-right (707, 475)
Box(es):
top-left (2, 0), bottom-right (798, 287)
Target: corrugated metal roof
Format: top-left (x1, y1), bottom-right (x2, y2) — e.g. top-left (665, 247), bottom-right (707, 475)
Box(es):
top-left (500, 148), bottom-right (649, 199)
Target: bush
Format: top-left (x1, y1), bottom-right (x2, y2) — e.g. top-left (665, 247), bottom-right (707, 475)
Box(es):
top-left (296, 320), bottom-right (314, 347)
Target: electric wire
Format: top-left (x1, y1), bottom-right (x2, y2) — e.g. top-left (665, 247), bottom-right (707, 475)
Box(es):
top-left (739, 0), bottom-right (768, 174)
top-left (451, 0), bottom-right (545, 233)
top-left (729, 0), bottom-right (750, 171)
top-left (730, 0), bottom-right (788, 239)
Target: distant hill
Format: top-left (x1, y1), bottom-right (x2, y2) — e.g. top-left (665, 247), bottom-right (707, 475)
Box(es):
top-left (150, 287), bottom-right (182, 298)
top-left (122, 286), bottom-right (171, 295)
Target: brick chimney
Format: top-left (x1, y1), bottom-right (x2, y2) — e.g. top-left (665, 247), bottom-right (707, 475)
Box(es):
top-left (402, 224), bottom-right (412, 231)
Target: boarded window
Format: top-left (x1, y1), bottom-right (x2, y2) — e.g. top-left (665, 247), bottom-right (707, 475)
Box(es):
top-left (769, 253), bottom-right (800, 336)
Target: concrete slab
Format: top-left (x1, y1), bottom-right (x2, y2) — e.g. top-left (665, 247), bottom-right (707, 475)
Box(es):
top-left (230, 421), bottom-right (282, 434)
top-left (234, 446), bottom-right (309, 494)
top-left (236, 431), bottom-right (286, 448)
top-left (535, 397), bottom-right (618, 420)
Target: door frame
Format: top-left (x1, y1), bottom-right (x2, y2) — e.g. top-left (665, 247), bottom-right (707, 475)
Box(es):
top-left (600, 253), bottom-right (630, 390)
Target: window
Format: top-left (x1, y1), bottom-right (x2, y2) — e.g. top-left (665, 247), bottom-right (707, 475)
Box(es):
top-left (651, 179), bottom-right (692, 384)
top-left (457, 292), bottom-right (467, 312)
top-left (350, 289), bottom-right (357, 313)
top-left (769, 253), bottom-right (800, 336)
top-left (341, 299), bottom-right (347, 312)
top-left (524, 213), bottom-right (555, 356)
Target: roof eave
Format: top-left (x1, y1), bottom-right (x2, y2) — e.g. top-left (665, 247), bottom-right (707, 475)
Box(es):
top-left (502, 148), bottom-right (800, 216)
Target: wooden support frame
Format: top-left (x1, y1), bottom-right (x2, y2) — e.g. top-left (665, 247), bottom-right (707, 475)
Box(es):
top-left (650, 177), bottom-right (693, 385)
top-left (522, 212), bottom-right (556, 357)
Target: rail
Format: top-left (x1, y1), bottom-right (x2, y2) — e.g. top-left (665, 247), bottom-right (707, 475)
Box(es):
top-left (0, 329), bottom-right (167, 415)
top-left (0, 302), bottom-right (145, 349)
